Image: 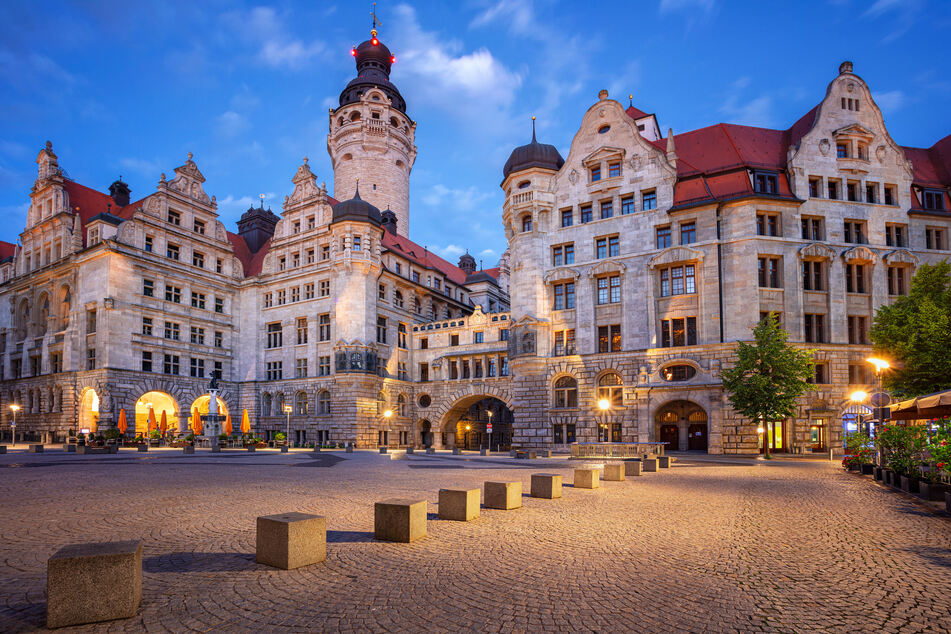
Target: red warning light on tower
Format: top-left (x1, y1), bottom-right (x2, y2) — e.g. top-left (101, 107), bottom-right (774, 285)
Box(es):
top-left (371, 37), bottom-right (378, 46)
top-left (351, 47), bottom-right (357, 57)
top-left (390, 55), bottom-right (396, 64)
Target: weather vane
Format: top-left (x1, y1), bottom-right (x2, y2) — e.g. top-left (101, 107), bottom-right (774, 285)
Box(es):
top-left (371, 2), bottom-right (381, 37)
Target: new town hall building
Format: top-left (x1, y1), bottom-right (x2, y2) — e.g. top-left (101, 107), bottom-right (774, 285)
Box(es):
top-left (1, 29), bottom-right (949, 454)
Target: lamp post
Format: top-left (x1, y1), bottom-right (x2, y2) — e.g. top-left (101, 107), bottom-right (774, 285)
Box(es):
top-left (465, 424), bottom-right (471, 450)
top-left (850, 390), bottom-right (869, 436)
top-left (383, 409), bottom-right (392, 447)
top-left (597, 398), bottom-right (610, 443)
top-left (282, 404), bottom-right (292, 448)
top-left (866, 357), bottom-right (890, 437)
top-left (487, 409), bottom-right (493, 452)
top-left (9, 404), bottom-right (20, 447)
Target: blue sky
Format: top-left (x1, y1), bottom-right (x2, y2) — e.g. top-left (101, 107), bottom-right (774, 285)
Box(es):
top-left (1, 0), bottom-right (949, 265)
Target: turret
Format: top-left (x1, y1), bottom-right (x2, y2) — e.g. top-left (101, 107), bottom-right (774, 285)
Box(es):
top-left (327, 27), bottom-right (417, 237)
top-left (236, 200), bottom-right (279, 253)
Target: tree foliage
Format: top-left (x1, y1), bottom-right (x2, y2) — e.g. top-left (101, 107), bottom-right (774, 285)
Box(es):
top-left (869, 260), bottom-right (951, 398)
top-left (721, 314), bottom-right (816, 428)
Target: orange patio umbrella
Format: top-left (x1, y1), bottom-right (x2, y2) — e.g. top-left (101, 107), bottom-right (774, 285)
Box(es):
top-left (148, 406), bottom-right (157, 434)
top-left (192, 407), bottom-right (203, 435)
top-left (241, 409), bottom-right (251, 434)
top-left (117, 408), bottom-right (128, 435)
top-left (159, 410), bottom-right (168, 435)
top-left (224, 413), bottom-right (233, 436)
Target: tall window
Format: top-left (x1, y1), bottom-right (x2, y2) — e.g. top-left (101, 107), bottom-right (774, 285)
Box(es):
top-left (318, 314), bottom-right (330, 341)
top-left (295, 392), bottom-right (308, 415)
top-left (166, 243), bottom-right (180, 260)
top-left (143, 279), bottom-right (154, 297)
top-left (297, 318), bottom-right (308, 345)
top-left (804, 313), bottom-right (826, 343)
top-left (656, 226), bottom-right (671, 249)
top-left (659, 265), bottom-right (696, 297)
top-left (553, 329), bottom-right (576, 355)
top-left (801, 216), bottom-right (824, 240)
top-left (318, 356), bottom-right (331, 376)
top-left (608, 162), bottom-right (621, 178)
top-left (580, 205), bottom-right (592, 223)
top-left (846, 263), bottom-right (866, 294)
top-left (553, 282), bottom-right (575, 310)
top-left (756, 212), bottom-right (781, 237)
top-left (597, 324), bottom-right (621, 353)
top-left (844, 220), bottom-right (867, 244)
top-left (680, 222), bottom-right (696, 245)
top-left (521, 215), bottom-right (532, 232)
top-left (926, 227), bottom-right (947, 250)
top-left (642, 190), bottom-right (657, 211)
top-left (398, 323), bottom-right (408, 349)
top-left (267, 323), bottom-right (282, 348)
top-left (802, 261), bottom-right (824, 291)
top-left (561, 208), bottom-right (573, 227)
top-left (597, 276), bottom-right (621, 304)
top-left (163, 321), bottom-right (180, 340)
top-left (847, 315), bottom-right (868, 345)
top-left (190, 358), bottom-right (205, 378)
top-left (590, 165), bottom-right (601, 182)
top-left (595, 235), bottom-right (619, 258)
top-left (621, 196), bottom-right (634, 215)
top-left (376, 317), bottom-right (387, 344)
top-left (885, 224), bottom-right (906, 247)
top-left (163, 354), bottom-right (180, 375)
top-left (318, 391), bottom-right (331, 414)
top-left (828, 180), bottom-right (839, 200)
top-left (600, 200), bottom-right (613, 219)
top-left (757, 256), bottom-right (781, 288)
top-left (552, 244), bottom-right (575, 266)
top-left (887, 266), bottom-right (907, 296)
top-left (553, 376), bottom-right (578, 408)
top-left (660, 317), bottom-right (697, 347)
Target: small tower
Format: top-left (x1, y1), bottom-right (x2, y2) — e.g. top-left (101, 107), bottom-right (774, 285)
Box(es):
top-left (109, 177), bottom-right (131, 207)
top-left (458, 251), bottom-right (477, 275)
top-left (237, 197), bottom-right (280, 253)
top-left (327, 25), bottom-right (417, 238)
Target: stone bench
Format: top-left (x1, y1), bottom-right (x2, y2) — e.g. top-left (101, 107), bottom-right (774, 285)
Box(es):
top-left (574, 468), bottom-right (600, 489)
top-left (256, 512), bottom-right (326, 570)
top-left (438, 488), bottom-right (480, 521)
top-left (658, 456), bottom-right (671, 469)
top-left (426, 447), bottom-right (435, 454)
top-left (624, 459), bottom-right (642, 477)
top-left (484, 481), bottom-right (522, 510)
top-left (47, 540), bottom-right (142, 628)
top-left (76, 445), bottom-right (109, 455)
top-left (183, 446), bottom-right (195, 455)
top-left (29, 444), bottom-right (44, 453)
top-left (137, 444), bottom-right (148, 452)
top-left (603, 463), bottom-right (625, 481)
top-left (452, 447), bottom-right (462, 455)
top-left (374, 499), bottom-right (427, 542)
top-left (643, 458), bottom-right (658, 472)
top-left (531, 473), bottom-right (562, 499)
top-left (63, 443), bottom-right (76, 453)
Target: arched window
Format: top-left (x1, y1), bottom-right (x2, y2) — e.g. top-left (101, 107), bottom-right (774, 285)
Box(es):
top-left (262, 393), bottom-right (272, 417)
top-left (661, 365), bottom-right (697, 382)
top-left (521, 214), bottom-right (532, 232)
top-left (295, 391), bottom-right (308, 415)
top-left (275, 393), bottom-right (285, 415)
top-left (413, 297), bottom-right (421, 314)
top-left (317, 390), bottom-right (331, 415)
top-left (598, 373), bottom-right (623, 407)
top-left (349, 111), bottom-right (360, 122)
top-left (397, 394), bottom-right (407, 417)
top-left (58, 286), bottom-right (71, 330)
top-left (377, 391), bottom-right (387, 415)
top-left (389, 116), bottom-right (399, 127)
top-left (393, 290), bottom-right (404, 308)
top-left (553, 376), bottom-right (578, 409)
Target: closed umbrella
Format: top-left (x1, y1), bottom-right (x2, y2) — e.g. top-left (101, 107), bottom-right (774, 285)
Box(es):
top-left (224, 413), bottom-right (233, 436)
top-left (159, 410), bottom-right (168, 435)
top-left (148, 407), bottom-right (157, 435)
top-left (192, 407), bottom-right (203, 435)
top-left (241, 409), bottom-right (251, 434)
top-left (117, 408), bottom-right (128, 436)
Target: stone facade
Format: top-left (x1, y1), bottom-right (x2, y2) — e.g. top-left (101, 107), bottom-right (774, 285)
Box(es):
top-left (0, 51), bottom-right (948, 454)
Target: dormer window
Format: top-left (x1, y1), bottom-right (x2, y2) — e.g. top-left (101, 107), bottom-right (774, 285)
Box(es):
top-left (753, 171), bottom-right (778, 194)
top-left (608, 162), bottom-right (621, 178)
top-left (517, 180), bottom-right (531, 189)
top-left (88, 228), bottom-right (100, 246)
top-left (857, 143), bottom-right (868, 160)
top-left (590, 166), bottom-right (601, 182)
top-left (836, 143), bottom-right (849, 158)
top-left (923, 189), bottom-right (946, 211)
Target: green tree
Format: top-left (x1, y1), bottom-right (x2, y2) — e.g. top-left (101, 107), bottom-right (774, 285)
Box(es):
top-left (869, 260), bottom-right (951, 398)
top-left (721, 314), bottom-right (816, 456)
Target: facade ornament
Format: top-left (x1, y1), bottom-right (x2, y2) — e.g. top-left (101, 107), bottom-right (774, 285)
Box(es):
top-left (818, 139), bottom-right (830, 156)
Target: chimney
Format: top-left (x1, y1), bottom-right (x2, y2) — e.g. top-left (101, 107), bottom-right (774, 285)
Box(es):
top-left (381, 208), bottom-right (398, 234)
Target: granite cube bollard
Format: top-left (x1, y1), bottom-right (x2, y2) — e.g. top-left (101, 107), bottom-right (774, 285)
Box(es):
top-left (624, 459), bottom-right (642, 476)
top-left (452, 447), bottom-right (462, 455)
top-left (280, 446), bottom-right (289, 453)
top-left (438, 489), bottom-right (481, 521)
top-left (406, 446), bottom-right (414, 454)
top-left (313, 445), bottom-right (321, 452)
top-left (374, 499), bottom-right (427, 542)
top-left (137, 444), bottom-right (148, 452)
top-left (658, 456), bottom-right (671, 469)
top-left (247, 445), bottom-right (256, 452)
top-left (182, 446), bottom-right (195, 455)
top-left (643, 458), bottom-right (658, 472)
top-left (574, 468), bottom-right (600, 489)
top-left (346, 445), bottom-right (354, 453)
top-left (426, 447), bottom-right (435, 454)
top-left (484, 481), bottom-right (522, 510)
top-left (255, 512), bottom-right (326, 570)
top-left (0, 445), bottom-right (6, 454)
top-left (531, 474), bottom-right (563, 499)
top-left (603, 463), bottom-right (625, 481)
top-left (379, 447), bottom-right (388, 454)
top-left (47, 540), bottom-right (142, 629)
top-left (63, 443), bottom-right (76, 453)
top-left (509, 449), bottom-right (518, 457)
top-left (211, 445), bottom-right (221, 453)
top-left (480, 448), bottom-right (487, 456)
top-left (540, 449), bottom-right (552, 458)
top-left (29, 444), bottom-right (44, 453)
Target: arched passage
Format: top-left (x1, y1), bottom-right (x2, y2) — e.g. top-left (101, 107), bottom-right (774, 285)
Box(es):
top-left (655, 400), bottom-right (708, 452)
top-left (135, 391), bottom-right (179, 436)
top-left (187, 395), bottom-right (229, 432)
top-left (78, 387), bottom-right (99, 433)
top-left (439, 395), bottom-right (513, 451)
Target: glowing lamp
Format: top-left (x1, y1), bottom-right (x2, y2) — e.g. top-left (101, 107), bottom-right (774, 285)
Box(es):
top-left (597, 399), bottom-right (611, 411)
top-left (850, 390), bottom-right (868, 403)
top-left (390, 55), bottom-right (396, 64)
top-left (867, 357), bottom-right (890, 373)
top-left (371, 37), bottom-right (378, 46)
top-left (756, 427), bottom-right (765, 434)
top-left (9, 404), bottom-right (20, 413)
top-left (383, 409), bottom-right (393, 419)
top-left (283, 405), bottom-right (292, 414)
top-left (465, 424), bottom-right (471, 431)
top-left (350, 47), bottom-right (357, 57)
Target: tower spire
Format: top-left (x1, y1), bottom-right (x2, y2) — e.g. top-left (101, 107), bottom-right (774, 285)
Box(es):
top-left (371, 2), bottom-right (381, 37)
top-left (531, 116), bottom-right (536, 143)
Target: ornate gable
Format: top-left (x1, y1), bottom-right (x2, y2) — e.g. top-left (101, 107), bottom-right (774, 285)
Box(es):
top-left (287, 157), bottom-right (322, 206)
top-left (841, 245), bottom-right (877, 263)
top-left (648, 246), bottom-right (703, 269)
top-left (799, 242), bottom-right (836, 260)
top-left (166, 153), bottom-right (211, 205)
top-left (543, 267), bottom-right (581, 283)
top-left (588, 260), bottom-right (626, 277)
top-left (883, 249), bottom-right (918, 265)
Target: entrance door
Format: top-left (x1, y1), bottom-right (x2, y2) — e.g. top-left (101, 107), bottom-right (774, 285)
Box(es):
top-left (660, 425), bottom-right (679, 451)
top-left (762, 420), bottom-right (786, 453)
top-left (809, 422), bottom-right (825, 451)
top-left (687, 424), bottom-right (707, 451)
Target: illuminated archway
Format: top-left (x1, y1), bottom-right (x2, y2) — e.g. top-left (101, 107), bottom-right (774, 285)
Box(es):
top-left (135, 391), bottom-right (179, 435)
top-left (78, 387), bottom-right (99, 433)
top-left (187, 395), bottom-right (229, 432)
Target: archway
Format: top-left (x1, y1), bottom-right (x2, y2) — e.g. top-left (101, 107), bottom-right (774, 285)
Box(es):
top-left (187, 395), bottom-right (229, 435)
top-left (78, 388), bottom-right (99, 433)
top-left (418, 419), bottom-right (433, 448)
top-left (654, 400), bottom-right (708, 452)
top-left (135, 391), bottom-right (179, 436)
top-left (439, 396), bottom-right (513, 451)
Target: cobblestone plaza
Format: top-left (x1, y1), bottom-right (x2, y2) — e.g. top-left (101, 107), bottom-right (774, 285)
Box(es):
top-left (1, 449), bottom-right (949, 632)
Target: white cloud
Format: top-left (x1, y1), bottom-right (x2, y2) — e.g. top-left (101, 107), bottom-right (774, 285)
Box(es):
top-left (216, 111), bottom-right (250, 138)
top-left (478, 248), bottom-right (497, 259)
top-left (118, 157), bottom-right (163, 179)
top-left (872, 90), bottom-right (906, 113)
top-left (470, 1), bottom-right (535, 34)
top-left (421, 184), bottom-right (493, 212)
top-left (220, 7), bottom-right (325, 70)
top-left (862, 0), bottom-right (923, 42)
top-left (432, 244), bottom-right (465, 260)
top-left (719, 77), bottom-right (773, 127)
top-left (217, 192), bottom-right (277, 211)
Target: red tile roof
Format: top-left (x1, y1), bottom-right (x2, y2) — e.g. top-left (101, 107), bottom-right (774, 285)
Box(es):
top-left (0, 241), bottom-right (16, 260)
top-left (227, 232), bottom-right (270, 277)
top-left (382, 229), bottom-right (469, 285)
top-left (625, 105), bottom-right (650, 120)
top-left (62, 181), bottom-right (145, 246)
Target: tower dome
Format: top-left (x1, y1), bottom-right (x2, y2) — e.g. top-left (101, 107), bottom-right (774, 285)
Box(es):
top-left (502, 119), bottom-right (565, 179)
top-left (458, 251), bottom-right (477, 275)
top-left (331, 183), bottom-right (382, 226)
top-left (339, 31), bottom-right (406, 112)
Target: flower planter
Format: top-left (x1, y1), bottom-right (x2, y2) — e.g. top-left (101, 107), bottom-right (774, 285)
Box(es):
top-left (918, 481), bottom-right (950, 502)
top-left (860, 464), bottom-right (874, 475)
top-left (899, 475), bottom-right (920, 494)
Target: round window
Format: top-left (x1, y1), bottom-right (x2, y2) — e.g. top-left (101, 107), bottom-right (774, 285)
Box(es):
top-left (661, 365), bottom-right (696, 382)
top-left (418, 394), bottom-right (432, 408)
top-left (598, 125), bottom-right (610, 134)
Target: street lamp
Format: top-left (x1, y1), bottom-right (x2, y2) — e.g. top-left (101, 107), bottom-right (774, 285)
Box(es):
top-left (282, 404), bottom-right (292, 448)
top-left (487, 410), bottom-right (493, 452)
top-left (866, 357), bottom-right (891, 437)
top-left (849, 390), bottom-right (869, 435)
top-left (9, 404), bottom-right (20, 447)
top-left (465, 423), bottom-right (471, 449)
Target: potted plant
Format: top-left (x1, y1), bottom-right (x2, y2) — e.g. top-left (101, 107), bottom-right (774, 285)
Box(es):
top-left (921, 418), bottom-right (951, 501)
top-left (844, 431), bottom-right (875, 474)
top-left (877, 424), bottom-right (926, 491)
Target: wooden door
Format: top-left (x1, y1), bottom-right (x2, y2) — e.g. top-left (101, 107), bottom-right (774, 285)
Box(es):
top-left (660, 425), bottom-right (679, 451)
top-left (687, 424), bottom-right (708, 451)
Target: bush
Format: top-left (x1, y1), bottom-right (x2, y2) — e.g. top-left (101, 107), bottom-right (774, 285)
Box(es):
top-left (149, 430), bottom-right (161, 440)
top-left (926, 417), bottom-right (951, 477)
top-left (104, 428), bottom-right (121, 441)
top-left (843, 431), bottom-right (875, 467)
top-left (876, 424), bottom-right (927, 476)
top-left (274, 432), bottom-right (286, 442)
